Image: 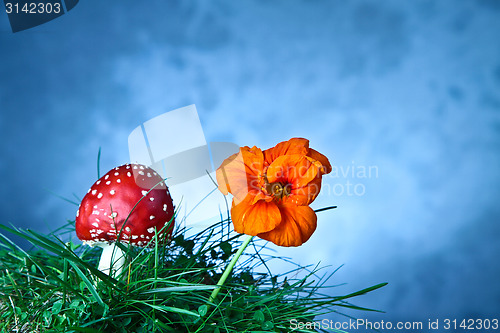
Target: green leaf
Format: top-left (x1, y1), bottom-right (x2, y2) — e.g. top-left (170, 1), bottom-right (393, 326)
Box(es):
top-left (198, 304), bottom-right (208, 317)
top-left (174, 234), bottom-right (184, 244)
top-left (69, 261), bottom-right (105, 307)
top-left (143, 285), bottom-right (216, 294)
top-left (184, 240), bottom-right (195, 254)
top-left (97, 146), bottom-right (101, 179)
top-left (129, 301), bottom-right (200, 317)
top-left (43, 310), bottom-right (52, 326)
top-left (52, 300), bottom-right (63, 315)
top-left (68, 327), bottom-right (106, 333)
top-left (333, 282), bottom-right (388, 302)
top-left (220, 241), bottom-right (232, 255)
top-left (121, 317), bottom-right (132, 326)
top-left (253, 310), bottom-right (265, 323)
top-left (262, 321), bottom-right (274, 330)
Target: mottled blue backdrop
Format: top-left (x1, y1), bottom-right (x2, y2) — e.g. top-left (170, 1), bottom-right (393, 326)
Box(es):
top-left (1, 0), bottom-right (499, 329)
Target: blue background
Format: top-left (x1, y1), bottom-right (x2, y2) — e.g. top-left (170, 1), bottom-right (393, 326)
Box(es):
top-left (1, 0), bottom-right (499, 329)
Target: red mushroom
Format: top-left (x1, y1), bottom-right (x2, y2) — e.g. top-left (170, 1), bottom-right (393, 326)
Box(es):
top-left (76, 163), bottom-right (175, 276)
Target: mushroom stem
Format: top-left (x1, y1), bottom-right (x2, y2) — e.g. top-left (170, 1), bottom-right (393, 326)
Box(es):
top-left (98, 243), bottom-right (126, 277)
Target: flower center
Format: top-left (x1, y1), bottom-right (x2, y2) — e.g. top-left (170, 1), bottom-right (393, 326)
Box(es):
top-left (266, 182), bottom-right (292, 200)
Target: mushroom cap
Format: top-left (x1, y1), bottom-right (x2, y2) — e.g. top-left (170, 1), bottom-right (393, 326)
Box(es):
top-left (76, 163), bottom-right (175, 247)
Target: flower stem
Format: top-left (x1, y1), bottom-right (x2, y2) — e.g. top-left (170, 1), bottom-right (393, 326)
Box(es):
top-left (209, 234), bottom-right (254, 303)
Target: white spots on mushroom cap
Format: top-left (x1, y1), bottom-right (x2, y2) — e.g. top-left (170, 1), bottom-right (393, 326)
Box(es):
top-left (137, 241), bottom-right (143, 246)
top-left (80, 164), bottom-right (174, 246)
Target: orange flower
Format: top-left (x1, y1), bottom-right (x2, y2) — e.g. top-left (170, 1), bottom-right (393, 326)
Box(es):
top-left (216, 138), bottom-right (331, 247)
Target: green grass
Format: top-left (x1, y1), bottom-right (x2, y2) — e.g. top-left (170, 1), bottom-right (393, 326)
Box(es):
top-left (0, 216), bottom-right (386, 332)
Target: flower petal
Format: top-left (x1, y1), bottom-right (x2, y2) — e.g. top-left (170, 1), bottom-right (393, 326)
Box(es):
top-left (258, 204), bottom-right (317, 247)
top-left (231, 196), bottom-right (282, 235)
top-left (266, 154), bottom-right (319, 189)
top-left (216, 146), bottom-right (265, 202)
top-left (307, 148), bottom-right (332, 174)
top-left (284, 177), bottom-right (323, 206)
top-left (264, 138), bottom-right (309, 165)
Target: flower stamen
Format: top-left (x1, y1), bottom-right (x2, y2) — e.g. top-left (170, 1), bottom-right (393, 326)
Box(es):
top-left (266, 182), bottom-right (291, 199)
